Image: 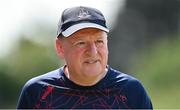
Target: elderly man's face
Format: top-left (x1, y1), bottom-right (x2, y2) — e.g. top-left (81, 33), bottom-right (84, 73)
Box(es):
top-left (56, 28), bottom-right (108, 83)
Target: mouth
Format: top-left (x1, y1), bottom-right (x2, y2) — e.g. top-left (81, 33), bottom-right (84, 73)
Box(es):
top-left (84, 59), bottom-right (100, 64)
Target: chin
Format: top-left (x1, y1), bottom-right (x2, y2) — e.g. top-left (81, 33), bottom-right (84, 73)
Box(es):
top-left (83, 68), bottom-right (103, 77)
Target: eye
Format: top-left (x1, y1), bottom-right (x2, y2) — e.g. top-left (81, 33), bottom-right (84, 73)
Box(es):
top-left (73, 40), bottom-right (86, 47)
top-left (77, 41), bottom-right (85, 45)
top-left (96, 39), bottom-right (104, 45)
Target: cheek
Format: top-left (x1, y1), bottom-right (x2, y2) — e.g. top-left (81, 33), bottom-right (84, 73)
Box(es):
top-left (100, 48), bottom-right (109, 64)
top-left (100, 46), bottom-right (108, 56)
top-left (65, 48), bottom-right (84, 60)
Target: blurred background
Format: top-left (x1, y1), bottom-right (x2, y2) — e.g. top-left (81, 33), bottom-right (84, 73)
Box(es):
top-left (0, 0), bottom-right (180, 108)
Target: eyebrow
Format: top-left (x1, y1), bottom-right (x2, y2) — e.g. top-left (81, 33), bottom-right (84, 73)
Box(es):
top-left (71, 32), bottom-right (107, 40)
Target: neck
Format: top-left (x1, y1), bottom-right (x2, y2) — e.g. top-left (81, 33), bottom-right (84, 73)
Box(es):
top-left (64, 65), bottom-right (107, 86)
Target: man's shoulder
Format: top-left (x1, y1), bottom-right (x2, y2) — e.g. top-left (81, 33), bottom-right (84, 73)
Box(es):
top-left (108, 67), bottom-right (143, 89)
top-left (108, 67), bottom-right (139, 83)
top-left (22, 67), bottom-right (64, 90)
top-left (108, 67), bottom-right (153, 109)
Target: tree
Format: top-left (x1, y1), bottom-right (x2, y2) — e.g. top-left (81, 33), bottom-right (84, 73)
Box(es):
top-left (108, 0), bottom-right (180, 71)
top-left (0, 37), bottom-right (61, 108)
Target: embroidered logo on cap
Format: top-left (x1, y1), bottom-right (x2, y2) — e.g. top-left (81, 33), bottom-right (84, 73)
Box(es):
top-left (77, 7), bottom-right (91, 19)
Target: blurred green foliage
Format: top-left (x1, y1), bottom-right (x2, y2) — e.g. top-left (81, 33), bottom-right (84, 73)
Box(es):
top-left (131, 34), bottom-right (180, 108)
top-left (0, 37), bottom-right (62, 108)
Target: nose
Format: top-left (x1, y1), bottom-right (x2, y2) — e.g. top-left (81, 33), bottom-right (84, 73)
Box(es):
top-left (86, 42), bottom-right (98, 55)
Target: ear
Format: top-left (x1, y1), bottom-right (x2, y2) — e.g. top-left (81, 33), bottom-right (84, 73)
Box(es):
top-left (55, 38), bottom-right (65, 59)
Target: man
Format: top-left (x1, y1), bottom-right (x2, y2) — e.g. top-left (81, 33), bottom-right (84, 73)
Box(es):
top-left (17, 6), bottom-right (153, 109)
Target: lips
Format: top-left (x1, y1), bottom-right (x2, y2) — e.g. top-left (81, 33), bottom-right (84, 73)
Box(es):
top-left (84, 59), bottom-right (100, 64)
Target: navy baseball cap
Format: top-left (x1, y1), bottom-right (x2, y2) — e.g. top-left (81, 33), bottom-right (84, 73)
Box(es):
top-left (57, 6), bottom-right (109, 37)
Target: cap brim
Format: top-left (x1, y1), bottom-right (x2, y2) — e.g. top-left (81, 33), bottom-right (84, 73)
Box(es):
top-left (62, 22), bottom-right (109, 37)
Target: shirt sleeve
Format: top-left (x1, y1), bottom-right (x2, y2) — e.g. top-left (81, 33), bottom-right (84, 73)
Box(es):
top-left (123, 78), bottom-right (153, 109)
top-left (17, 84), bottom-right (33, 109)
top-left (17, 78), bottom-right (39, 109)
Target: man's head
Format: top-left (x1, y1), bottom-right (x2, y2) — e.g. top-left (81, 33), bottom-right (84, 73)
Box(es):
top-left (56, 6), bottom-right (109, 86)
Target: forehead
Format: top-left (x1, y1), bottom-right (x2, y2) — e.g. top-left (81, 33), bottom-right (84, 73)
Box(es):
top-left (67, 28), bottom-right (107, 40)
